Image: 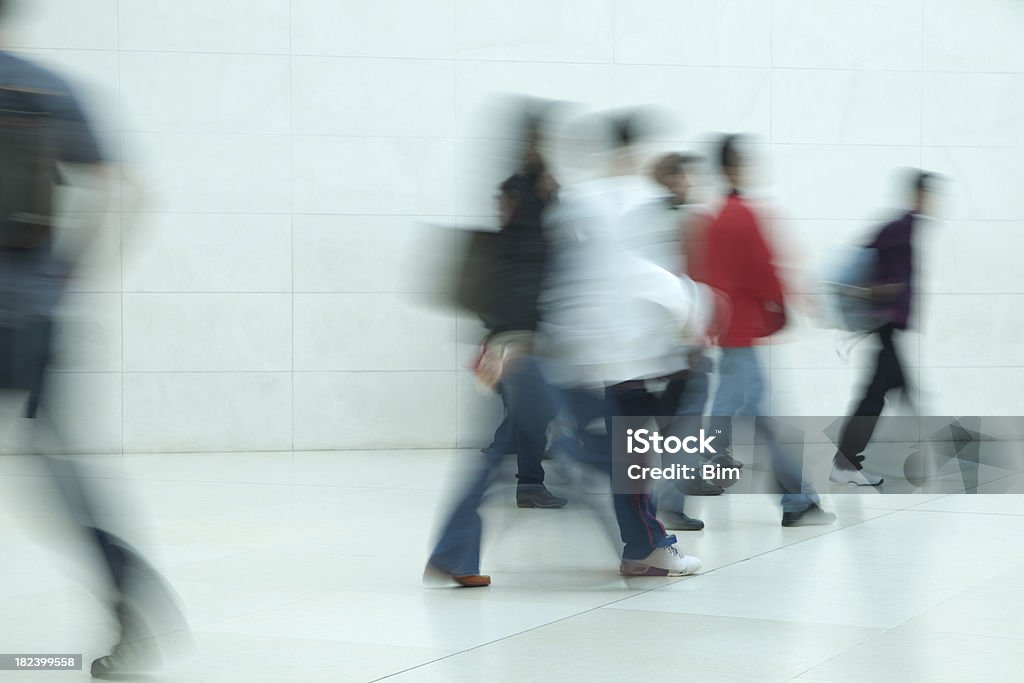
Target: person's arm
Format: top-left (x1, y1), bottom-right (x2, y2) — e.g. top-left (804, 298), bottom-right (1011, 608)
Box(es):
top-left (864, 218), bottom-right (910, 299)
top-left (744, 211), bottom-right (785, 306)
top-left (682, 211), bottom-right (712, 283)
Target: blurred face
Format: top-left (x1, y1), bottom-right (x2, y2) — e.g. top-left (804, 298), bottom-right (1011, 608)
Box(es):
top-left (724, 164), bottom-right (745, 190)
top-left (914, 189), bottom-right (934, 216)
top-left (663, 171), bottom-right (692, 204)
top-left (498, 192), bottom-right (516, 226)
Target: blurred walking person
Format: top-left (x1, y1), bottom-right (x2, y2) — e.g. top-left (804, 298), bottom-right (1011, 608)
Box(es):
top-left (631, 152), bottom-right (718, 531)
top-left (541, 112), bottom-right (705, 574)
top-left (831, 171), bottom-right (938, 486)
top-left (0, 3), bottom-right (188, 676)
top-left (697, 134), bottom-right (834, 527)
top-left (480, 106), bottom-right (566, 508)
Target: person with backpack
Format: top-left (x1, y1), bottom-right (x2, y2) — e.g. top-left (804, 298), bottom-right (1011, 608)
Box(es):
top-left (0, 1), bottom-right (188, 675)
top-left (831, 171), bottom-right (939, 486)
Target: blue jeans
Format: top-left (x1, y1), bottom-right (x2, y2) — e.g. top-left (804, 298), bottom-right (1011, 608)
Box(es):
top-left (711, 347), bottom-right (819, 513)
top-left (497, 367), bottom-right (555, 485)
top-left (429, 357), bottom-right (676, 575)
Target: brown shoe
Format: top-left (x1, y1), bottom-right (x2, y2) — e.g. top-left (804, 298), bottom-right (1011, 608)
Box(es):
top-left (424, 563), bottom-right (491, 587)
top-left (452, 574), bottom-right (491, 587)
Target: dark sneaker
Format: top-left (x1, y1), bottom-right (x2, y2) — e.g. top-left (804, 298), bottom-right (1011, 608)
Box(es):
top-left (91, 639), bottom-right (162, 679)
top-left (661, 511), bottom-right (705, 531)
top-left (682, 477), bottom-right (725, 496)
top-left (782, 504), bottom-right (838, 527)
top-left (707, 452), bottom-right (744, 469)
top-left (516, 484), bottom-right (568, 508)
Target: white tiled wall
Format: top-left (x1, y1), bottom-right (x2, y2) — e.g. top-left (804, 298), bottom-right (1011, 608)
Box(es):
top-left (8, 0), bottom-right (1022, 451)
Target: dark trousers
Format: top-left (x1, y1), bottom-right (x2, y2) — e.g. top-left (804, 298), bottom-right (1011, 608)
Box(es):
top-left (488, 370), bottom-right (554, 486)
top-left (656, 358), bottom-right (712, 513)
top-left (566, 383), bottom-right (676, 561)
top-left (837, 323), bottom-right (906, 468)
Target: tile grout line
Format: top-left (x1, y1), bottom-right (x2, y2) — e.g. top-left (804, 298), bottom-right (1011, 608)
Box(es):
top-left (369, 504), bottom-right (922, 682)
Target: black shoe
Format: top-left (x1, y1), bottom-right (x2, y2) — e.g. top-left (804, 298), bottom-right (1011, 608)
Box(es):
top-left (707, 452), bottom-right (744, 469)
top-left (91, 639), bottom-right (162, 679)
top-left (682, 477), bottom-right (725, 496)
top-left (516, 485), bottom-right (568, 509)
top-left (661, 511), bottom-right (705, 531)
top-left (781, 504), bottom-right (837, 527)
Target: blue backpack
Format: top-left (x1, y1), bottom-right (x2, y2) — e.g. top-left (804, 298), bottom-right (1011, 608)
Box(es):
top-left (823, 246), bottom-right (886, 332)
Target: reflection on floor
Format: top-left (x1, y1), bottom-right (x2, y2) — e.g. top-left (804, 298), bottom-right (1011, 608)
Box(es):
top-left (2, 449), bottom-right (1024, 682)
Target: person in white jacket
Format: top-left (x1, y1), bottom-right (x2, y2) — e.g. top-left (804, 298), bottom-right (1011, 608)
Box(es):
top-left (539, 112), bottom-right (707, 576)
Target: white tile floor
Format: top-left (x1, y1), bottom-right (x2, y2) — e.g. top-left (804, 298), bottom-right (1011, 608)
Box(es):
top-left (2, 449), bottom-right (1024, 682)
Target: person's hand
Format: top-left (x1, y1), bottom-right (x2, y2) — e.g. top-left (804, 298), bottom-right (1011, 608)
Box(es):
top-left (475, 347), bottom-right (505, 389)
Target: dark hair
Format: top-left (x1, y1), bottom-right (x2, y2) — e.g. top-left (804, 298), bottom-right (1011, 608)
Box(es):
top-left (499, 171), bottom-right (548, 228)
top-left (654, 153), bottom-right (685, 178)
top-left (611, 115), bottom-right (635, 149)
top-left (718, 134), bottom-right (744, 173)
top-left (654, 152), bottom-right (700, 179)
top-left (912, 170), bottom-right (937, 195)
top-left (499, 172), bottom-right (533, 204)
top-left (609, 108), bottom-right (665, 149)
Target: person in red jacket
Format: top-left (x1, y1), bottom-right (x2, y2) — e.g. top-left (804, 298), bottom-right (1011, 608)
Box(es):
top-left (699, 134), bottom-right (834, 526)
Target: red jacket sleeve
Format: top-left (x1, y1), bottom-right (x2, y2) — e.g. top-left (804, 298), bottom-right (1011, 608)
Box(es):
top-left (741, 211), bottom-right (784, 306)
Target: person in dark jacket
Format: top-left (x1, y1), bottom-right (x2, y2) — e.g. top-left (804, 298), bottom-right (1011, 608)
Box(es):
top-left (832, 171), bottom-right (938, 486)
top-left (482, 171), bottom-right (567, 508)
top-left (0, 2), bottom-right (189, 675)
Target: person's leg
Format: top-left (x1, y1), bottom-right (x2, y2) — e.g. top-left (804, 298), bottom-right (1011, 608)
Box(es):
top-left (673, 355), bottom-right (712, 417)
top-left (430, 356), bottom-right (568, 579)
top-left (708, 347), bottom-right (757, 474)
top-left (428, 450), bottom-right (503, 580)
top-left (502, 357), bottom-right (566, 507)
top-left (558, 385), bottom-right (699, 575)
top-left (600, 386), bottom-right (691, 563)
top-left (28, 340), bottom-right (190, 676)
top-left (615, 493), bottom-right (678, 559)
top-left (710, 348), bottom-right (745, 433)
top-left (729, 349), bottom-right (811, 509)
top-left (734, 347), bottom-right (765, 418)
top-left (484, 384), bottom-right (515, 456)
top-left (655, 361), bottom-right (711, 525)
top-left (506, 361), bottom-right (557, 486)
top-left (736, 350), bottom-right (832, 522)
top-left (710, 347), bottom-right (751, 454)
top-left (836, 325), bottom-right (902, 469)
top-left (758, 418), bottom-right (819, 513)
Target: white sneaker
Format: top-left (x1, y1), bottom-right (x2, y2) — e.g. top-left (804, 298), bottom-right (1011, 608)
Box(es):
top-left (829, 463), bottom-right (883, 486)
top-left (620, 545), bottom-right (701, 577)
